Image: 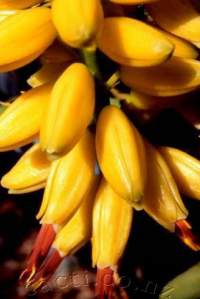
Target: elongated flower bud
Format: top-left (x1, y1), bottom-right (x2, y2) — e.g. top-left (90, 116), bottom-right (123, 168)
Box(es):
top-left (0, 0), bottom-right (43, 9)
top-left (52, 0), bottom-right (104, 48)
top-left (0, 8), bottom-right (56, 69)
top-left (120, 57), bottom-right (200, 97)
top-left (37, 130), bottom-right (98, 225)
top-left (1, 143), bottom-right (51, 194)
top-left (27, 63), bottom-right (67, 88)
top-left (97, 17), bottom-right (174, 67)
top-left (0, 50), bottom-right (44, 72)
top-left (25, 183), bottom-right (98, 287)
top-left (144, 142), bottom-right (200, 251)
top-left (160, 147), bottom-right (200, 200)
top-left (147, 0), bottom-right (200, 47)
top-left (22, 182), bottom-right (98, 289)
top-left (40, 63), bottom-right (95, 158)
top-left (158, 29), bottom-right (198, 59)
top-left (0, 83), bottom-right (52, 151)
top-left (143, 142), bottom-right (188, 232)
top-left (96, 105), bottom-right (146, 209)
top-left (92, 179), bottom-right (133, 298)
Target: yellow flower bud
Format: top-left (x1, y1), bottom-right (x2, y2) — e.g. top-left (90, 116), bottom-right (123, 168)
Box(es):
top-left (98, 17), bottom-right (174, 67)
top-left (0, 8), bottom-right (56, 69)
top-left (52, 0), bottom-right (104, 48)
top-left (160, 147), bottom-right (200, 200)
top-left (147, 0), bottom-right (200, 47)
top-left (37, 130), bottom-right (98, 225)
top-left (40, 63), bottom-right (95, 158)
top-left (96, 105), bottom-right (146, 210)
top-left (92, 179), bottom-right (133, 298)
top-left (24, 184), bottom-right (97, 290)
top-left (0, 83), bottom-right (52, 151)
top-left (159, 29), bottom-right (198, 59)
top-left (1, 143), bottom-right (50, 194)
top-left (143, 142), bottom-right (188, 232)
top-left (27, 63), bottom-right (67, 88)
top-left (120, 57), bottom-right (200, 97)
top-left (0, 0), bottom-right (43, 9)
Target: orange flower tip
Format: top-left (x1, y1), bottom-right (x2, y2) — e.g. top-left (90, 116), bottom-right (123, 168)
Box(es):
top-left (175, 219), bottom-right (200, 252)
top-left (19, 265), bottom-right (36, 287)
top-left (20, 224), bottom-right (56, 284)
top-left (27, 248), bottom-right (62, 291)
top-left (96, 267), bottom-right (115, 299)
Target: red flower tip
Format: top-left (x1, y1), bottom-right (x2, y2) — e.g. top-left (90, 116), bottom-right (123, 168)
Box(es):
top-left (96, 267), bottom-right (114, 299)
top-left (175, 219), bottom-right (200, 251)
top-left (20, 224), bottom-right (56, 285)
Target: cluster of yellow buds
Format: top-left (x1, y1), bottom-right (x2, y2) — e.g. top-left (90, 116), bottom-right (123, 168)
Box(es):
top-left (0, 0), bottom-right (200, 298)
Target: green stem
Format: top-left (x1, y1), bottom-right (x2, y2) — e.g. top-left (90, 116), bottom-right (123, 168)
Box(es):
top-left (81, 48), bottom-right (102, 80)
top-left (160, 262), bottom-right (200, 299)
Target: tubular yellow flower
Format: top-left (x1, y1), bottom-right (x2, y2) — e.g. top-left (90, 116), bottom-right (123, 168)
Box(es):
top-left (147, 0), bottom-right (200, 47)
top-left (158, 29), bottom-right (198, 59)
top-left (143, 142), bottom-right (188, 232)
top-left (52, 0), bottom-right (104, 48)
top-left (143, 142), bottom-right (200, 251)
top-left (40, 63), bottom-right (95, 158)
top-left (160, 147), bottom-right (200, 201)
top-left (92, 179), bottom-right (133, 298)
top-left (37, 130), bottom-right (98, 225)
top-left (97, 17), bottom-right (174, 67)
top-left (0, 51), bottom-right (45, 72)
top-left (1, 143), bottom-right (51, 194)
top-left (120, 57), bottom-right (200, 97)
top-left (27, 63), bottom-right (67, 88)
top-left (0, 8), bottom-right (56, 70)
top-left (0, 0), bottom-right (43, 9)
top-left (21, 182), bottom-right (98, 289)
top-left (0, 83), bottom-right (52, 151)
top-left (96, 105), bottom-right (146, 210)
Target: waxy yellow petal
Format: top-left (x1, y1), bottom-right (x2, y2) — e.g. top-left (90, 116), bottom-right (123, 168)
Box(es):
top-left (0, 0), bottom-right (43, 9)
top-left (27, 63), bottom-right (67, 88)
top-left (52, 0), bottom-right (104, 48)
top-left (96, 105), bottom-right (146, 210)
top-left (148, 0), bottom-right (200, 47)
top-left (1, 143), bottom-right (50, 193)
top-left (37, 130), bottom-right (98, 225)
top-left (160, 147), bottom-right (200, 201)
top-left (0, 8), bottom-right (56, 67)
top-left (92, 179), bottom-right (133, 268)
top-left (53, 182), bottom-right (98, 255)
top-left (40, 63), bottom-right (95, 158)
top-left (98, 17), bottom-right (174, 67)
top-left (144, 142), bottom-right (188, 232)
top-left (0, 83), bottom-right (52, 151)
top-left (121, 57), bottom-right (200, 97)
